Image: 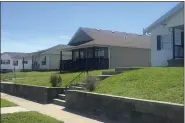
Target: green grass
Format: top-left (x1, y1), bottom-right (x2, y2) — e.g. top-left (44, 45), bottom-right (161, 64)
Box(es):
top-left (94, 67), bottom-right (184, 104)
top-left (1, 99), bottom-right (17, 107)
top-left (1, 111), bottom-right (64, 123)
top-left (1, 69), bottom-right (113, 87)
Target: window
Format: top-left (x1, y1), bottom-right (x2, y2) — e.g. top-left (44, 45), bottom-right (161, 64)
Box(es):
top-left (22, 61), bottom-right (28, 64)
top-left (13, 60), bottom-right (18, 66)
top-left (161, 35), bottom-right (172, 49)
top-left (1, 60), bottom-right (10, 64)
top-left (80, 50), bottom-right (84, 59)
top-left (41, 56), bottom-right (46, 65)
top-left (73, 50), bottom-right (79, 60)
top-left (95, 48), bottom-right (105, 58)
top-left (42, 61), bottom-right (46, 65)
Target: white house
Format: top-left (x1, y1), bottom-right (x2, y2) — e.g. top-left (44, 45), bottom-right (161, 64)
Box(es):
top-left (28, 44), bottom-right (72, 71)
top-left (1, 52), bottom-right (31, 72)
top-left (143, 2), bottom-right (184, 66)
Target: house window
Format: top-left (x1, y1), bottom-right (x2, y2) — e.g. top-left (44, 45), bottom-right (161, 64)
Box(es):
top-left (13, 60), bottom-right (18, 66)
top-left (42, 61), bottom-right (46, 65)
top-left (80, 50), bottom-right (84, 59)
top-left (161, 35), bottom-right (172, 49)
top-left (86, 49), bottom-right (93, 58)
top-left (95, 48), bottom-right (105, 58)
top-left (73, 50), bottom-right (79, 60)
top-left (42, 56), bottom-right (46, 65)
top-left (1, 60), bottom-right (10, 64)
top-left (22, 61), bottom-right (28, 64)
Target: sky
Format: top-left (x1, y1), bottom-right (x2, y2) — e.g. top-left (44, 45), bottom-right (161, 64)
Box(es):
top-left (1, 1), bottom-right (179, 53)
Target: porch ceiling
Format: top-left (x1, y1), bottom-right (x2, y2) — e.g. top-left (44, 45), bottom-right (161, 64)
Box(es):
top-left (173, 25), bottom-right (184, 30)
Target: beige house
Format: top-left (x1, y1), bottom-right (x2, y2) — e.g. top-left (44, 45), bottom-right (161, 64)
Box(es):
top-left (60, 27), bottom-right (151, 70)
top-left (24, 44), bottom-right (72, 71)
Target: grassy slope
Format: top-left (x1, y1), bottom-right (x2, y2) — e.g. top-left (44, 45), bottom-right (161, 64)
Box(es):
top-left (1, 69), bottom-right (113, 87)
top-left (1, 111), bottom-right (64, 123)
top-left (1, 99), bottom-right (17, 107)
top-left (94, 67), bottom-right (184, 104)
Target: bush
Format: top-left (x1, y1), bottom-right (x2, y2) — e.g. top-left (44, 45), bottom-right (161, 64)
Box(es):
top-left (83, 75), bottom-right (97, 92)
top-left (49, 73), bottom-right (62, 87)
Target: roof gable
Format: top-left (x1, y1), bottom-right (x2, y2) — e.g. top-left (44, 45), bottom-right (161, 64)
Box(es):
top-left (1, 52), bottom-right (29, 59)
top-left (68, 28), bottom-right (93, 46)
top-left (144, 2), bottom-right (184, 34)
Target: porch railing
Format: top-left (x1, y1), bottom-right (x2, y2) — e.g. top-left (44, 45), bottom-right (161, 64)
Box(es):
top-left (61, 58), bottom-right (109, 71)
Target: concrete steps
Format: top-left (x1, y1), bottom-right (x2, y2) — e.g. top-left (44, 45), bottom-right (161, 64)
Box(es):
top-left (97, 75), bottom-right (112, 81)
top-left (53, 98), bottom-right (66, 106)
top-left (115, 67), bottom-right (140, 72)
top-left (69, 86), bottom-right (85, 90)
top-left (168, 59), bottom-right (184, 67)
top-left (58, 94), bottom-right (66, 100)
top-left (102, 71), bottom-right (121, 75)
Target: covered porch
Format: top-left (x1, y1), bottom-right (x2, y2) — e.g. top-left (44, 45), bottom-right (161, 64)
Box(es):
top-left (60, 45), bottom-right (109, 71)
top-left (171, 24), bottom-right (184, 59)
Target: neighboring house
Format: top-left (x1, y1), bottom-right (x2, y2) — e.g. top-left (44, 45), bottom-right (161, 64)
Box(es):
top-left (143, 2), bottom-right (184, 66)
top-left (60, 27), bottom-right (151, 70)
top-left (1, 52), bottom-right (30, 72)
top-left (26, 44), bottom-right (72, 71)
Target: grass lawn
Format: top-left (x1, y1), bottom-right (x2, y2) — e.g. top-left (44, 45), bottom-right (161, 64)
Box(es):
top-left (1, 111), bottom-right (64, 123)
top-left (1, 99), bottom-right (17, 107)
top-left (94, 67), bottom-right (184, 104)
top-left (1, 69), bottom-right (113, 87)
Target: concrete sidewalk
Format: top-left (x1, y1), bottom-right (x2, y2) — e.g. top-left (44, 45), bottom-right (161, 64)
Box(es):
top-left (1, 93), bottom-right (103, 123)
top-left (1, 106), bottom-right (30, 114)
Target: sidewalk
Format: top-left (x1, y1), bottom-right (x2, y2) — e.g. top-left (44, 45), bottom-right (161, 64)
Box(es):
top-left (1, 106), bottom-right (30, 114)
top-left (1, 93), bottom-right (103, 123)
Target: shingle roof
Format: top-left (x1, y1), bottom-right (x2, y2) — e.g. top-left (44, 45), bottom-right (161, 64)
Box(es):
top-left (24, 44), bottom-right (72, 58)
top-left (1, 52), bottom-right (29, 59)
top-left (76, 27), bottom-right (151, 49)
top-left (144, 2), bottom-right (184, 34)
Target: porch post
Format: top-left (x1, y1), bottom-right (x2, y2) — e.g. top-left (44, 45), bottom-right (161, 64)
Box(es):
top-left (60, 51), bottom-right (62, 73)
top-left (172, 27), bottom-right (175, 59)
top-left (93, 47), bottom-right (95, 58)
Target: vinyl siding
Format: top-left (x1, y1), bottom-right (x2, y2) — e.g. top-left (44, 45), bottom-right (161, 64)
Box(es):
top-left (109, 46), bottom-right (151, 68)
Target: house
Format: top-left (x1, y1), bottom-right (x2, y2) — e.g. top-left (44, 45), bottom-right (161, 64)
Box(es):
top-left (143, 2), bottom-right (184, 66)
top-left (60, 27), bottom-right (151, 70)
top-left (1, 52), bottom-right (30, 72)
top-left (25, 44), bottom-right (72, 71)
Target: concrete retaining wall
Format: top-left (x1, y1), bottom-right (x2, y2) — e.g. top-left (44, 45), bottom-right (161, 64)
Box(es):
top-left (65, 90), bottom-right (184, 123)
top-left (1, 82), bottom-right (66, 104)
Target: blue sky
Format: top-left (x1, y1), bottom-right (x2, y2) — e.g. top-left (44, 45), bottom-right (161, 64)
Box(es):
top-left (1, 2), bottom-right (179, 53)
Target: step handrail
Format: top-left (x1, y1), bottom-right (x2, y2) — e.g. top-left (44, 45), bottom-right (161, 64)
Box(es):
top-left (66, 69), bottom-right (87, 88)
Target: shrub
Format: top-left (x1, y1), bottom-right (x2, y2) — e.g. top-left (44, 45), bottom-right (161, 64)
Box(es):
top-left (49, 73), bottom-right (62, 87)
top-left (83, 75), bottom-right (97, 92)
